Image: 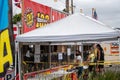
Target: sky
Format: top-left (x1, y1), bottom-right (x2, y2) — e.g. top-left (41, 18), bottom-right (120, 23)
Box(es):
top-left (13, 0), bottom-right (120, 28)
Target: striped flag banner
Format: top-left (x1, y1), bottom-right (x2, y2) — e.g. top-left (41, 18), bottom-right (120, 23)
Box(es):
top-left (14, 0), bottom-right (21, 8)
top-left (0, 0), bottom-right (14, 78)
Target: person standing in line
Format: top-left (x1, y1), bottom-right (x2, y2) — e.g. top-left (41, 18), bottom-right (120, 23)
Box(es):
top-left (75, 50), bottom-right (83, 78)
top-left (92, 43), bottom-right (98, 73)
top-left (93, 44), bottom-right (98, 62)
top-left (96, 44), bottom-right (104, 73)
top-left (87, 47), bottom-right (95, 72)
top-left (87, 46), bottom-right (96, 79)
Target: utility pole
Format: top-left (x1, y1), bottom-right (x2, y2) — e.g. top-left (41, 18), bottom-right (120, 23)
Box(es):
top-left (9, 0), bottom-right (15, 67)
top-left (66, 0), bottom-right (69, 13)
top-left (71, 0), bottom-right (73, 14)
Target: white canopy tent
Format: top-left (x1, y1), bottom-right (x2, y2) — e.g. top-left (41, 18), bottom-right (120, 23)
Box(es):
top-left (16, 13), bottom-right (120, 43)
top-left (16, 13), bottom-right (120, 80)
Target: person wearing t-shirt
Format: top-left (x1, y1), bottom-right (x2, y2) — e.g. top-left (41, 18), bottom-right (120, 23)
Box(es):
top-left (87, 47), bottom-right (95, 72)
top-left (75, 50), bottom-right (83, 78)
top-left (96, 44), bottom-right (104, 73)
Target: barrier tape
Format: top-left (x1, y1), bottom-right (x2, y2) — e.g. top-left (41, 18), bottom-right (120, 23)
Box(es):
top-left (105, 54), bottom-right (119, 56)
top-left (23, 61), bottom-right (120, 80)
top-left (24, 61), bottom-right (120, 65)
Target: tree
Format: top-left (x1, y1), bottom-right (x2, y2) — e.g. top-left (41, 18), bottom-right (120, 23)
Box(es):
top-left (12, 13), bottom-right (21, 24)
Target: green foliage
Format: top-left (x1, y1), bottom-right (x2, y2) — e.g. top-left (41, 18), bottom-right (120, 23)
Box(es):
top-left (12, 13), bottom-right (21, 24)
top-left (89, 71), bottom-right (120, 80)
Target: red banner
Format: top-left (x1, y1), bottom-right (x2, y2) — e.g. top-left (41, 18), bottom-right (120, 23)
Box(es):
top-left (23, 0), bottom-right (68, 33)
top-left (23, 0), bottom-right (51, 33)
top-left (14, 0), bottom-right (21, 8)
top-left (52, 9), bottom-right (68, 22)
top-left (52, 10), bottom-right (57, 22)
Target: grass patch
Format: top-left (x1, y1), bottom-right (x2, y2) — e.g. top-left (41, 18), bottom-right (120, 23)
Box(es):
top-left (89, 71), bottom-right (120, 80)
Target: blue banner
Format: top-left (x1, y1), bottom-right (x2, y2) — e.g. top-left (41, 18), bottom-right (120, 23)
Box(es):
top-left (0, 0), bottom-right (9, 31)
top-left (0, 0), bottom-right (13, 78)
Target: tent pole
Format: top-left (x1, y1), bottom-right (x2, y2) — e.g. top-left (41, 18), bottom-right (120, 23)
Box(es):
top-left (79, 43), bottom-right (83, 61)
top-left (15, 45), bottom-right (17, 80)
top-left (49, 43), bottom-right (51, 68)
top-left (15, 41), bottom-right (18, 80)
top-left (18, 42), bottom-right (22, 80)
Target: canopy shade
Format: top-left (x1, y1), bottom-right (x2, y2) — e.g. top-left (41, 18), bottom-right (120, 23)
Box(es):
top-left (16, 13), bottom-right (120, 43)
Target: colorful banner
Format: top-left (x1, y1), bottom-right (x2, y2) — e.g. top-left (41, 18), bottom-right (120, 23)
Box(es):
top-left (14, 0), bottom-right (21, 8)
top-left (52, 10), bottom-right (58, 22)
top-left (0, 1), bottom-right (9, 30)
top-left (23, 0), bottom-right (68, 33)
top-left (23, 0), bottom-right (51, 33)
top-left (0, 0), bottom-right (13, 78)
top-left (13, 24), bottom-right (18, 39)
top-left (110, 43), bottom-right (119, 54)
top-left (52, 9), bottom-right (68, 23)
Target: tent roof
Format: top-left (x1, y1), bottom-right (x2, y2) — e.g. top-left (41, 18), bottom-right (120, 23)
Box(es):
top-left (16, 13), bottom-right (120, 43)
